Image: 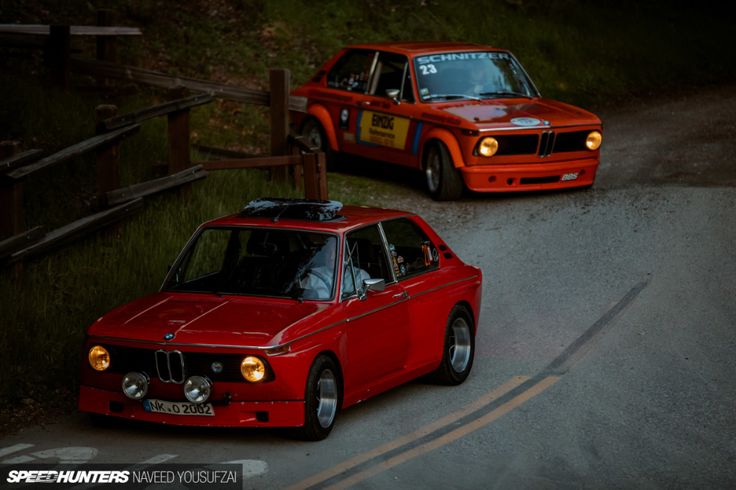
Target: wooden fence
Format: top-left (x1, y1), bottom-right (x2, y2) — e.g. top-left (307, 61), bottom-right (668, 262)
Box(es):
top-left (0, 21), bottom-right (327, 268)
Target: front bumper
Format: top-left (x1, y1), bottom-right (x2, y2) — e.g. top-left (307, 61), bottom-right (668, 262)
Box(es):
top-left (79, 385), bottom-right (305, 428)
top-left (461, 158), bottom-right (599, 192)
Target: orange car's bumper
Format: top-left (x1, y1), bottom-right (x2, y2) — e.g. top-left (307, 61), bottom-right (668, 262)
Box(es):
top-left (461, 158), bottom-right (599, 192)
top-left (79, 385), bottom-right (305, 427)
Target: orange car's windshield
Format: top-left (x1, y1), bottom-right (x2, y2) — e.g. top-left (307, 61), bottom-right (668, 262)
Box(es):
top-left (413, 51), bottom-right (537, 102)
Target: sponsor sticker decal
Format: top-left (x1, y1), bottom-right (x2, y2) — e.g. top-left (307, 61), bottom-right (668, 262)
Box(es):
top-left (510, 117), bottom-right (542, 127)
top-left (358, 111), bottom-right (410, 149)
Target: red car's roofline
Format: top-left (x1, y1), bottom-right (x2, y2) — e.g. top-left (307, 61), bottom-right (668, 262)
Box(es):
top-left (344, 41), bottom-right (500, 56)
top-left (202, 205), bottom-right (414, 233)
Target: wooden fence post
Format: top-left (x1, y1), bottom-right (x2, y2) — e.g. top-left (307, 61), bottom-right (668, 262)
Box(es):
top-left (167, 89), bottom-right (191, 175)
top-left (270, 68), bottom-right (290, 182)
top-left (316, 151), bottom-right (328, 200)
top-left (0, 143), bottom-right (24, 240)
top-left (45, 25), bottom-right (70, 88)
top-left (95, 105), bottom-right (120, 208)
top-left (96, 9), bottom-right (116, 63)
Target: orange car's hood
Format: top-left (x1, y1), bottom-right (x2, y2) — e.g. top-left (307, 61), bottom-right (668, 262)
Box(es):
top-left (88, 292), bottom-right (327, 347)
top-left (439, 98), bottom-right (600, 128)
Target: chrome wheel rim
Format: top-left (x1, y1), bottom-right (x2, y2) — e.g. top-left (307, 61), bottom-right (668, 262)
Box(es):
top-left (426, 149), bottom-right (441, 192)
top-left (449, 317), bottom-right (472, 373)
top-left (316, 369), bottom-right (338, 428)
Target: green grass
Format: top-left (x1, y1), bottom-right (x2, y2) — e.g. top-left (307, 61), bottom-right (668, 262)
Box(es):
top-left (1, 0), bottom-right (736, 407)
top-left (0, 169), bottom-right (299, 399)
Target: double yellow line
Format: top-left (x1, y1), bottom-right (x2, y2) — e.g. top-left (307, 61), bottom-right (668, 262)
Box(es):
top-left (287, 374), bottom-right (560, 490)
top-left (288, 279), bottom-right (648, 489)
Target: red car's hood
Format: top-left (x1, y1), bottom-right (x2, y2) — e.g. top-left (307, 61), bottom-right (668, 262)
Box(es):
top-left (88, 292), bottom-right (326, 347)
top-left (439, 98), bottom-right (600, 128)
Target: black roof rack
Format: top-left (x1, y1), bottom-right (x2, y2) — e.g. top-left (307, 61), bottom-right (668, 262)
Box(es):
top-left (240, 198), bottom-right (344, 222)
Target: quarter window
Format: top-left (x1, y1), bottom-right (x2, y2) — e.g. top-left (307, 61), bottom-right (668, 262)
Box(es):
top-left (327, 50), bottom-right (375, 93)
top-left (381, 219), bottom-right (438, 279)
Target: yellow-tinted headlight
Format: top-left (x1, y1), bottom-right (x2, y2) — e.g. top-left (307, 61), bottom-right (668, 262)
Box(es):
top-left (478, 137), bottom-right (499, 157)
top-left (586, 131), bottom-right (602, 150)
top-left (88, 345), bottom-right (110, 371)
top-left (241, 356), bottom-right (266, 383)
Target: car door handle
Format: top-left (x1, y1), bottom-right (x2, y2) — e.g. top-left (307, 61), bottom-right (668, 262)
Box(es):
top-left (357, 100), bottom-right (372, 107)
top-left (393, 291), bottom-right (408, 300)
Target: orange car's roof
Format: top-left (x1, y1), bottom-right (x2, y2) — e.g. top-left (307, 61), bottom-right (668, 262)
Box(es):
top-left (345, 41), bottom-right (500, 55)
top-left (203, 205), bottom-right (413, 234)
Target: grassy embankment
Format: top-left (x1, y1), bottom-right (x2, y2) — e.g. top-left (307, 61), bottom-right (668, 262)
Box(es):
top-left (0, 0), bottom-right (734, 419)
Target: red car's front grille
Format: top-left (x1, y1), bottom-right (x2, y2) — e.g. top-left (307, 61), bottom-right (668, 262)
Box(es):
top-left (104, 345), bottom-right (246, 382)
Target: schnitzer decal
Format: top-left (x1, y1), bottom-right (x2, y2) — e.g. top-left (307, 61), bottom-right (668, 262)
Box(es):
top-left (359, 111), bottom-right (410, 149)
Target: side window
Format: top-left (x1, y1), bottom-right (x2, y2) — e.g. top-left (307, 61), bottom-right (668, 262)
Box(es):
top-left (370, 52), bottom-right (414, 102)
top-left (381, 218), bottom-right (439, 279)
top-left (342, 225), bottom-right (391, 298)
top-left (327, 50), bottom-right (375, 93)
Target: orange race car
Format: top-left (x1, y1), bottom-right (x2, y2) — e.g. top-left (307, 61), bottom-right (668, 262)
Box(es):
top-left (291, 42), bottom-right (602, 200)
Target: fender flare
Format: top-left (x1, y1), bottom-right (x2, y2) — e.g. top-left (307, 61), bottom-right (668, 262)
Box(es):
top-left (305, 104), bottom-right (339, 152)
top-left (419, 127), bottom-right (465, 169)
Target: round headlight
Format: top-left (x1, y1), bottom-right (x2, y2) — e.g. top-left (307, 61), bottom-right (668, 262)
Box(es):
top-left (241, 356), bottom-right (266, 383)
top-left (183, 376), bottom-right (212, 404)
top-left (586, 131), bottom-right (602, 150)
top-left (122, 372), bottom-right (149, 400)
top-left (88, 345), bottom-right (110, 371)
top-left (478, 137), bottom-right (499, 157)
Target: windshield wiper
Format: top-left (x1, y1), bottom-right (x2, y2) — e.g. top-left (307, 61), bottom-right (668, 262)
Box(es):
top-left (478, 91), bottom-right (532, 99)
top-left (422, 94), bottom-right (481, 101)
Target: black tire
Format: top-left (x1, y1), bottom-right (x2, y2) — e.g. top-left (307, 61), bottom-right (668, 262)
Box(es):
top-left (433, 305), bottom-right (475, 385)
top-left (301, 118), bottom-right (337, 171)
top-left (298, 355), bottom-right (340, 441)
top-left (424, 141), bottom-right (464, 201)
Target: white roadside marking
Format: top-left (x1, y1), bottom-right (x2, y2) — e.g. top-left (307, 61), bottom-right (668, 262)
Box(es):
top-left (1, 455), bottom-right (35, 464)
top-left (138, 454), bottom-right (178, 465)
top-left (220, 459), bottom-right (269, 480)
top-left (0, 444), bottom-right (34, 459)
top-left (31, 447), bottom-right (98, 464)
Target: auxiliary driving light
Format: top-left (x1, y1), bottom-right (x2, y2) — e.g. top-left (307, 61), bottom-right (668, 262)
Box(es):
top-left (88, 345), bottom-right (110, 371)
top-left (121, 371), bottom-right (149, 400)
top-left (241, 356), bottom-right (266, 383)
top-left (183, 376), bottom-right (212, 404)
top-left (586, 131), bottom-right (602, 150)
top-left (478, 137), bottom-right (499, 157)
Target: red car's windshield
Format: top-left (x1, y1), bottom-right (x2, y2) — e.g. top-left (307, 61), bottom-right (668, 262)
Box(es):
top-left (413, 51), bottom-right (537, 102)
top-left (164, 227), bottom-right (338, 300)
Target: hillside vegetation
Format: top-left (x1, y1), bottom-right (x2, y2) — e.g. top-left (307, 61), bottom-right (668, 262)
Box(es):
top-left (0, 0), bottom-right (734, 426)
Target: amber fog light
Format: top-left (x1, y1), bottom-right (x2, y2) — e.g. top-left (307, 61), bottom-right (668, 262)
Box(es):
top-left (88, 345), bottom-right (110, 371)
top-left (183, 376), bottom-right (212, 404)
top-left (122, 372), bottom-right (149, 400)
top-left (478, 137), bottom-right (499, 157)
top-left (241, 356), bottom-right (266, 383)
top-left (586, 131), bottom-right (602, 150)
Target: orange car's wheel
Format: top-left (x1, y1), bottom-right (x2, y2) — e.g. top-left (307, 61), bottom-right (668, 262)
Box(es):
top-left (298, 355), bottom-right (340, 441)
top-left (424, 141), bottom-right (463, 201)
top-left (301, 118), bottom-right (337, 170)
top-left (433, 305), bottom-right (475, 385)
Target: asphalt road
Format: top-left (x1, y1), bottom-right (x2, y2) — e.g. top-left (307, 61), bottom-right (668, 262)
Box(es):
top-left (1, 86), bottom-right (735, 489)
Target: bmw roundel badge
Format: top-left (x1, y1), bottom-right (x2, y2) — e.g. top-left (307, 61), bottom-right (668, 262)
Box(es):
top-left (164, 332), bottom-right (175, 341)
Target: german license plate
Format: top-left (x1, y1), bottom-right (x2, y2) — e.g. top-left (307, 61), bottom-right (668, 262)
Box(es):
top-left (561, 172), bottom-right (579, 181)
top-left (143, 399), bottom-right (214, 416)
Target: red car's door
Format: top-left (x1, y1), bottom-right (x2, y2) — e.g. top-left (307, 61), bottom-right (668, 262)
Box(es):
top-left (340, 224), bottom-right (410, 392)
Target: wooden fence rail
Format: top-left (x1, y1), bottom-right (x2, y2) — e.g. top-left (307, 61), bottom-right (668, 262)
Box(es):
top-left (1, 21), bottom-right (327, 267)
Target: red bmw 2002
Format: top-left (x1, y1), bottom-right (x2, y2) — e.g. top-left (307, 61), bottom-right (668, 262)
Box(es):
top-left (292, 42), bottom-right (603, 200)
top-left (80, 199), bottom-right (482, 440)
